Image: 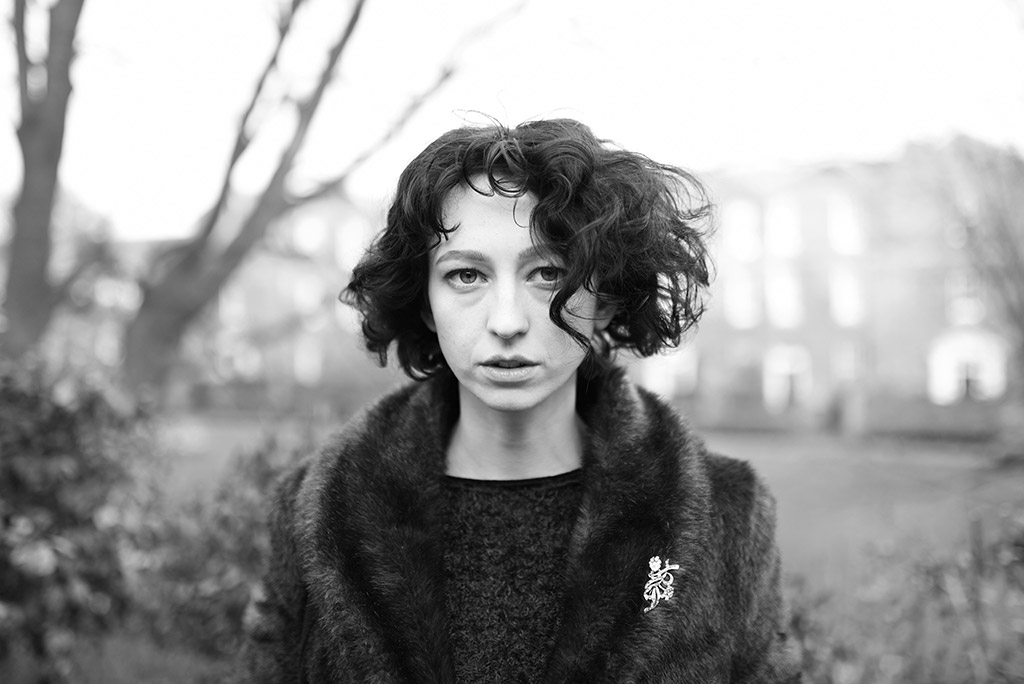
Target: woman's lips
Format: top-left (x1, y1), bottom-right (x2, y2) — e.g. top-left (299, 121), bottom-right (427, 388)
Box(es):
top-left (479, 358), bottom-right (538, 382)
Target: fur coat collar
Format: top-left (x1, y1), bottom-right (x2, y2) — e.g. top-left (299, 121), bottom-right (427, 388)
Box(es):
top-left (238, 368), bottom-right (800, 683)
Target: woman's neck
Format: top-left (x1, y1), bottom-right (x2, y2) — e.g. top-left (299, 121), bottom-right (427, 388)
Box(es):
top-left (446, 387), bottom-right (586, 480)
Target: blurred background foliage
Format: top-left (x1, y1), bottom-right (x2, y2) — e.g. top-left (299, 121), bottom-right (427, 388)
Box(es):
top-left (0, 363), bottom-right (135, 681)
top-left (0, 362), bottom-right (314, 682)
top-left (789, 512), bottom-right (1024, 684)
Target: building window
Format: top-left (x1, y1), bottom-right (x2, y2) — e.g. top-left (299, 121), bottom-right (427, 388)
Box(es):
top-left (763, 345), bottom-right (813, 414)
top-left (927, 329), bottom-right (1007, 404)
top-left (945, 270), bottom-right (986, 326)
top-left (765, 263), bottom-right (803, 328)
top-left (826, 191), bottom-right (865, 255)
top-left (639, 347), bottom-right (699, 400)
top-left (763, 195), bottom-right (802, 258)
top-left (720, 199), bottom-right (762, 263)
top-left (723, 267), bottom-right (762, 329)
top-left (829, 267), bottom-right (865, 327)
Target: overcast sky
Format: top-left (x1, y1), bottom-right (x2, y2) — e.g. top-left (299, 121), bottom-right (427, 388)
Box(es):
top-left (2, 0), bottom-right (1022, 239)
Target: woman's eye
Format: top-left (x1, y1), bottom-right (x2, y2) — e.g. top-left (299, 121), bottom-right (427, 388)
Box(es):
top-left (535, 266), bottom-right (564, 283)
top-left (448, 269), bottom-right (479, 286)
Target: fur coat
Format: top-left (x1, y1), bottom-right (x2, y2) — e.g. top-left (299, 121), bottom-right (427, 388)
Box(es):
top-left (232, 367), bottom-right (802, 683)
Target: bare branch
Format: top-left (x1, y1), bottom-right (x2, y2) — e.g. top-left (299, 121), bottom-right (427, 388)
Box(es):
top-left (196, 0), bottom-right (367, 294)
top-left (145, 0), bottom-right (367, 310)
top-left (45, 0), bottom-right (86, 101)
top-left (289, 66), bottom-right (455, 205)
top-left (281, 0), bottom-right (305, 33)
top-left (186, 0), bottom-right (308, 256)
top-left (438, 0), bottom-right (526, 67)
top-left (286, 0), bottom-right (525, 205)
top-left (13, 0), bottom-right (32, 115)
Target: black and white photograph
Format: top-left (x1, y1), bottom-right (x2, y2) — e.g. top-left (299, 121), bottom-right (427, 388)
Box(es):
top-left (2, 1), bottom-right (1023, 682)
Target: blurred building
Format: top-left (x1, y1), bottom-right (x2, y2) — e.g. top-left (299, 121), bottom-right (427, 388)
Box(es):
top-left (637, 144), bottom-right (1011, 438)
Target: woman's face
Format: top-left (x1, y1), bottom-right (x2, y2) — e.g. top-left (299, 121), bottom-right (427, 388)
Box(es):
top-left (424, 181), bottom-right (610, 416)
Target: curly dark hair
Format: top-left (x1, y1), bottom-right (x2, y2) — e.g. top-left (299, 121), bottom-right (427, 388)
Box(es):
top-left (342, 117), bottom-right (713, 380)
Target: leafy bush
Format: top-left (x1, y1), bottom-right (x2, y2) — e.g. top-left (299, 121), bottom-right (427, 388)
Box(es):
top-left (788, 507), bottom-right (1024, 684)
top-left (125, 430), bottom-right (313, 660)
top-left (0, 363), bottom-right (145, 682)
top-left (0, 360), bottom-right (317, 682)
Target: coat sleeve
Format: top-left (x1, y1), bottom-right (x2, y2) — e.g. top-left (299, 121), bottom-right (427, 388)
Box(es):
top-left (229, 463), bottom-right (311, 684)
top-left (711, 457), bottom-right (802, 684)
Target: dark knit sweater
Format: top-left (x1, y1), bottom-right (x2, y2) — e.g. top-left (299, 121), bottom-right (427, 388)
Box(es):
top-left (441, 469), bottom-right (583, 684)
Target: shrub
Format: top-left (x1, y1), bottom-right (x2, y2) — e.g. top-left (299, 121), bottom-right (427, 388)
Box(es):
top-left (125, 430), bottom-right (313, 660)
top-left (0, 363), bottom-right (145, 682)
top-left (788, 507), bottom-right (1024, 684)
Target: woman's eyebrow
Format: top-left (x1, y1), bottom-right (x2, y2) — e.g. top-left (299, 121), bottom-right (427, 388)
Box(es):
top-left (517, 245), bottom-right (558, 264)
top-left (433, 246), bottom-right (557, 266)
top-left (434, 249), bottom-right (488, 266)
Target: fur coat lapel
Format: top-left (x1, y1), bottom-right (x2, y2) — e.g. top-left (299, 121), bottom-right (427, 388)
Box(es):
top-left (293, 368), bottom-right (721, 683)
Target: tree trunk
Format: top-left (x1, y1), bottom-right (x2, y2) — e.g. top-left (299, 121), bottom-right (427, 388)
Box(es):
top-left (1, 0), bottom-right (86, 359)
top-left (121, 193), bottom-right (288, 396)
top-left (121, 287), bottom-right (197, 398)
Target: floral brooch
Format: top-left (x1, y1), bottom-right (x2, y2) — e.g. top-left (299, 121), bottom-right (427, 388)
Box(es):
top-left (643, 555), bottom-right (680, 613)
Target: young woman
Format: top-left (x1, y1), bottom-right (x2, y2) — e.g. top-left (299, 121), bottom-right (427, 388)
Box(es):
top-left (233, 118), bottom-right (801, 683)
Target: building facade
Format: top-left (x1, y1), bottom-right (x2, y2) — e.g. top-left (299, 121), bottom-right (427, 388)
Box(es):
top-left (636, 145), bottom-right (1011, 438)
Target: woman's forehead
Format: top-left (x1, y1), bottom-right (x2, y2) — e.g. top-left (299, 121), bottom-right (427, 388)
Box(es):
top-left (440, 182), bottom-right (538, 231)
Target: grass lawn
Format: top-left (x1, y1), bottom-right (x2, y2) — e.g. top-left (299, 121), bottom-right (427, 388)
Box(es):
top-left (702, 430), bottom-right (1024, 593)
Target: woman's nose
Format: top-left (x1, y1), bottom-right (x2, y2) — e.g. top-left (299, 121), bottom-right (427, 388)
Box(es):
top-left (486, 282), bottom-right (530, 339)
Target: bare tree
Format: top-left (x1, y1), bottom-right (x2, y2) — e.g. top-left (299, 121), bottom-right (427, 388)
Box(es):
top-left (4, 0), bottom-right (520, 396)
top-left (120, 0), bottom-right (370, 393)
top-left (2, 0), bottom-right (90, 359)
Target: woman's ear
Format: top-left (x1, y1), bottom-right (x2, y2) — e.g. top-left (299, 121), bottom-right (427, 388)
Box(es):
top-left (594, 298), bottom-right (616, 331)
top-left (421, 306), bottom-right (437, 333)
